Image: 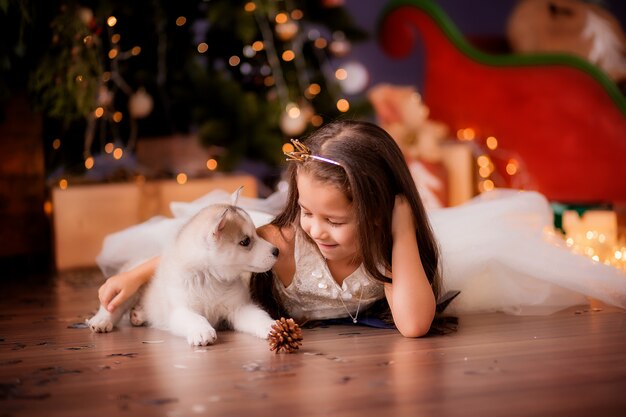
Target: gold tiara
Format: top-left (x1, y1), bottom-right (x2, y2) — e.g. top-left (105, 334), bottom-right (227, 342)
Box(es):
top-left (284, 139), bottom-right (341, 166)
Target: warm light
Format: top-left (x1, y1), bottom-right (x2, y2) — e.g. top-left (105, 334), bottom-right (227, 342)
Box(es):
top-left (206, 159), bottom-right (218, 171)
top-left (75, 75), bottom-right (84, 83)
top-left (307, 83), bottom-right (321, 95)
top-left (252, 41), bottom-right (264, 51)
top-left (506, 160), bottom-right (518, 175)
top-left (336, 99), bottom-right (349, 112)
top-left (311, 115), bottom-right (323, 126)
top-left (131, 46), bottom-right (141, 56)
top-left (275, 12), bottom-right (288, 24)
top-left (197, 43), bottom-right (209, 54)
top-left (175, 16), bottom-right (187, 26)
top-left (104, 143), bottom-right (114, 154)
top-left (176, 173), bottom-right (188, 184)
top-left (287, 104), bottom-right (300, 118)
top-left (282, 50), bottom-right (295, 61)
top-left (314, 38), bottom-right (327, 49)
top-left (111, 34), bottom-right (120, 44)
top-left (112, 112), bottom-right (123, 123)
top-left (457, 128), bottom-right (475, 141)
top-left (84, 156), bottom-right (94, 169)
top-left (616, 251), bottom-right (623, 260)
top-left (486, 136), bottom-right (498, 150)
top-left (482, 179), bottom-right (495, 192)
top-left (43, 200), bottom-right (52, 216)
top-left (244, 2), bottom-right (256, 12)
top-left (291, 9), bottom-right (303, 20)
top-left (102, 72), bottom-right (111, 82)
top-left (282, 143), bottom-right (294, 153)
top-left (59, 179), bottom-right (68, 190)
top-left (113, 148), bottom-right (123, 160)
top-left (335, 68), bottom-right (347, 80)
top-left (477, 155), bottom-right (490, 167)
top-left (52, 138), bottom-right (61, 150)
top-left (264, 76), bottom-right (275, 86)
top-left (108, 49), bottom-right (118, 59)
top-left (95, 107), bottom-right (104, 118)
top-left (83, 35), bottom-right (93, 45)
top-left (229, 56), bottom-right (241, 66)
top-left (478, 166), bottom-right (491, 178)
top-left (107, 16), bottom-right (117, 27)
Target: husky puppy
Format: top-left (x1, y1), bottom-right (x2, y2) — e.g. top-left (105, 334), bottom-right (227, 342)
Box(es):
top-left (87, 190), bottom-right (278, 346)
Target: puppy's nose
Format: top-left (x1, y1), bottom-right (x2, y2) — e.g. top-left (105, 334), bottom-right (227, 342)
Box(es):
top-left (272, 247), bottom-right (279, 257)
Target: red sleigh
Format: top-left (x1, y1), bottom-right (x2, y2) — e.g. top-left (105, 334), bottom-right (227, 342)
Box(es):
top-left (378, 0), bottom-right (626, 204)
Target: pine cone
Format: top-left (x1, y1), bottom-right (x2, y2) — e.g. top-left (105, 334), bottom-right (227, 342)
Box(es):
top-left (268, 317), bottom-right (303, 353)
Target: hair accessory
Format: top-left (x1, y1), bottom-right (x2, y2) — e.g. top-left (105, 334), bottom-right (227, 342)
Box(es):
top-left (284, 139), bottom-right (341, 166)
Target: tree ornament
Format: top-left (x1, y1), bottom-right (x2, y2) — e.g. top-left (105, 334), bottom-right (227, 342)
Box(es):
top-left (77, 7), bottom-right (94, 26)
top-left (268, 317), bottom-right (303, 353)
top-left (128, 88), bottom-right (153, 119)
top-left (97, 86), bottom-right (114, 107)
top-left (329, 32), bottom-right (351, 57)
top-left (279, 101), bottom-right (313, 136)
top-left (275, 20), bottom-right (299, 41)
top-left (338, 61), bottom-right (370, 94)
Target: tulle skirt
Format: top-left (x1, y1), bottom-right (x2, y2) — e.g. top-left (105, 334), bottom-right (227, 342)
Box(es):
top-left (96, 188), bottom-right (626, 315)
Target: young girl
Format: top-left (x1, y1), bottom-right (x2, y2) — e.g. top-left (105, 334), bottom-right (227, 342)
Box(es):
top-left (97, 120), bottom-right (442, 337)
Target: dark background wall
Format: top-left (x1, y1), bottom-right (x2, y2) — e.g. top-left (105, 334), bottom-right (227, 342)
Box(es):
top-left (345, 0), bottom-right (626, 91)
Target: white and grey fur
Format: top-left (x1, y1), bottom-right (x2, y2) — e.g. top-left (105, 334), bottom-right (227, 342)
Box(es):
top-left (87, 188), bottom-right (278, 346)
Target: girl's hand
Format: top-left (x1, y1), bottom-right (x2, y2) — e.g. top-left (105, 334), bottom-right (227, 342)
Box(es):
top-left (392, 195), bottom-right (415, 239)
top-left (98, 271), bottom-right (142, 312)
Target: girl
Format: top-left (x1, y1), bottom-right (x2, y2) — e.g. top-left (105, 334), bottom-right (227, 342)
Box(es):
top-left (97, 120), bottom-right (442, 337)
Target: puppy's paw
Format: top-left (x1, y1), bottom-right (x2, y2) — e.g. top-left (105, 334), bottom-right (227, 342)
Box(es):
top-left (87, 315), bottom-right (114, 333)
top-left (255, 318), bottom-right (277, 340)
top-left (186, 324), bottom-right (217, 346)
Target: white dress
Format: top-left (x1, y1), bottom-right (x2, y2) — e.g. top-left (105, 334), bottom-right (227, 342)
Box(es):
top-left (96, 188), bottom-right (626, 316)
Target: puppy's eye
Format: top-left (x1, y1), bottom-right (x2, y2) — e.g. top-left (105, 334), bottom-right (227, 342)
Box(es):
top-left (239, 236), bottom-right (251, 247)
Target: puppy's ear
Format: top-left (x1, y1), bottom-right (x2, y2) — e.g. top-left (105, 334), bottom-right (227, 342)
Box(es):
top-left (230, 186), bottom-right (243, 207)
top-left (212, 208), bottom-right (229, 239)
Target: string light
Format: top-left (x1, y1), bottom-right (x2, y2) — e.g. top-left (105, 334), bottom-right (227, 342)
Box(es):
top-left (197, 43), bottom-right (208, 54)
top-left (336, 99), bottom-right (349, 112)
top-left (282, 143), bottom-right (294, 154)
top-left (206, 159), bottom-right (218, 171)
top-left (113, 148), bottom-right (123, 160)
top-left (281, 50), bottom-right (295, 61)
top-left (104, 143), bottom-right (114, 154)
top-left (84, 156), bottom-right (94, 169)
top-left (107, 16), bottom-right (117, 27)
top-left (59, 179), bottom-right (68, 190)
top-left (95, 107), bottom-right (104, 118)
top-left (43, 200), bottom-right (53, 217)
top-left (52, 138), bottom-right (61, 150)
top-left (486, 136), bottom-right (498, 150)
top-left (229, 56), bottom-right (241, 66)
top-left (335, 68), bottom-right (347, 80)
top-left (112, 112), bottom-right (123, 123)
top-left (244, 2), bottom-right (256, 12)
top-left (175, 16), bottom-right (186, 26)
top-left (176, 173), bottom-right (188, 184)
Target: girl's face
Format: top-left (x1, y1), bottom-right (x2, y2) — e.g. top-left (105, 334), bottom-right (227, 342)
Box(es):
top-left (296, 171), bottom-right (359, 264)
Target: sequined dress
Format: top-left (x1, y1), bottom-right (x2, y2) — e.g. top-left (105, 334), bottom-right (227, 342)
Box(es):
top-left (273, 229), bottom-right (385, 322)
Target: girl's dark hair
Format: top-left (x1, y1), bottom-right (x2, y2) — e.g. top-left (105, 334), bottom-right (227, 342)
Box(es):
top-left (251, 120), bottom-right (442, 323)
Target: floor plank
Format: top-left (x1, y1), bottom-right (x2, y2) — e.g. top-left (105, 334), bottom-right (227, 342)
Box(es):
top-left (0, 269), bottom-right (624, 417)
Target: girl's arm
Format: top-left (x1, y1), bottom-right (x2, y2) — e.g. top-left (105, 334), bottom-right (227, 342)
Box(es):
top-left (384, 196), bottom-right (436, 337)
top-left (98, 256), bottom-right (160, 312)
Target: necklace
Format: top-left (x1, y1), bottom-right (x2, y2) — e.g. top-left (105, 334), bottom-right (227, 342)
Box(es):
top-left (338, 285), bottom-right (364, 324)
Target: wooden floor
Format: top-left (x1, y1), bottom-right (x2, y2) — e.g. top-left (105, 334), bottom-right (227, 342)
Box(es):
top-left (1, 269), bottom-right (625, 417)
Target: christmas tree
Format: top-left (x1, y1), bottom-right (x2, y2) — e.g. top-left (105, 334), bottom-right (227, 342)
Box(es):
top-left (7, 0), bottom-right (371, 184)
